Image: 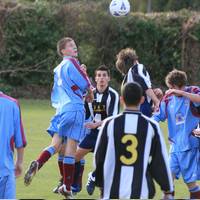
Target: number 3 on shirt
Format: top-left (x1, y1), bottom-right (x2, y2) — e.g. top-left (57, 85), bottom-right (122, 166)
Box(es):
top-left (120, 135), bottom-right (138, 165)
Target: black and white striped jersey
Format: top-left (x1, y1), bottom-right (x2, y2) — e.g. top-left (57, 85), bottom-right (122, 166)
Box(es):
top-left (94, 110), bottom-right (173, 199)
top-left (86, 86), bottom-right (120, 122)
top-left (122, 63), bottom-right (152, 90)
top-left (122, 63), bottom-right (152, 100)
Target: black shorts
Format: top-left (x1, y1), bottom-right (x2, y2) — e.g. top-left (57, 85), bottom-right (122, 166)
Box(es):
top-left (79, 128), bottom-right (99, 152)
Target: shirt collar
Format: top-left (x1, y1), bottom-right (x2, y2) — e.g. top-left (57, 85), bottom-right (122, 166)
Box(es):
top-left (96, 86), bottom-right (109, 94)
top-left (123, 109), bottom-right (141, 115)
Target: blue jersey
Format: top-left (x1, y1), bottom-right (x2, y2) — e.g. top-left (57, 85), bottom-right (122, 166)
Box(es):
top-left (0, 92), bottom-right (26, 177)
top-left (153, 86), bottom-right (200, 152)
top-left (51, 56), bottom-right (91, 113)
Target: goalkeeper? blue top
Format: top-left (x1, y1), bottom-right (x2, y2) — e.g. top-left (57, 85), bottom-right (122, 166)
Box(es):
top-left (152, 86), bottom-right (200, 153)
top-left (0, 92), bottom-right (26, 177)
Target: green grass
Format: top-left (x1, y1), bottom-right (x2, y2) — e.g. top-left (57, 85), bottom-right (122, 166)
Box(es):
top-left (17, 99), bottom-right (189, 199)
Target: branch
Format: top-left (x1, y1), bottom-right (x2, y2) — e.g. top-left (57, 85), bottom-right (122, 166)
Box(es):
top-left (0, 58), bottom-right (52, 75)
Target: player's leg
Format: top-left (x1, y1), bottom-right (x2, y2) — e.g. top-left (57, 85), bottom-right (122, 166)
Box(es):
top-left (71, 127), bottom-right (93, 194)
top-left (71, 158), bottom-right (85, 194)
top-left (58, 110), bottom-right (85, 198)
top-left (169, 152), bottom-right (181, 198)
top-left (181, 148), bottom-right (200, 198)
top-left (77, 128), bottom-right (99, 195)
top-left (71, 147), bottom-right (92, 194)
top-left (53, 142), bottom-right (66, 193)
top-left (58, 138), bottom-right (78, 198)
top-left (24, 133), bottom-right (62, 186)
top-left (187, 182), bottom-right (200, 199)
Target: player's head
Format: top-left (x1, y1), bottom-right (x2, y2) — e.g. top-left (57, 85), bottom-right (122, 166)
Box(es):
top-left (165, 69), bottom-right (187, 89)
top-left (116, 48), bottom-right (138, 75)
top-left (121, 82), bottom-right (144, 108)
top-left (57, 37), bottom-right (78, 58)
top-left (95, 65), bottom-right (110, 88)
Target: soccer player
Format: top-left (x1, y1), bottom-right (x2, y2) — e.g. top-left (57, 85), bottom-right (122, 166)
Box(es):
top-left (153, 69), bottom-right (200, 199)
top-left (116, 48), bottom-right (161, 117)
top-left (24, 37), bottom-right (93, 198)
top-left (75, 65), bottom-right (119, 195)
top-left (0, 92), bottom-right (26, 199)
top-left (94, 82), bottom-right (173, 199)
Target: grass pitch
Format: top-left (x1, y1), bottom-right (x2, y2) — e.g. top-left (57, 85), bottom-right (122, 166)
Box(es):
top-left (16, 99), bottom-right (189, 199)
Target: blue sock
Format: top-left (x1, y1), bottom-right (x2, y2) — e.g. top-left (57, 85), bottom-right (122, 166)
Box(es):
top-left (63, 156), bottom-right (75, 165)
top-left (80, 159), bottom-right (85, 165)
top-left (58, 155), bottom-right (64, 162)
top-left (189, 185), bottom-right (200, 193)
top-left (45, 146), bottom-right (56, 156)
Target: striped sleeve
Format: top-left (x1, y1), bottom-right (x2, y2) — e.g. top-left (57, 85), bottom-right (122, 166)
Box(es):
top-left (94, 119), bottom-right (109, 187)
top-left (137, 64), bottom-right (152, 89)
top-left (127, 66), bottom-right (150, 92)
top-left (148, 122), bottom-right (173, 192)
top-left (14, 102), bottom-right (27, 148)
top-left (107, 88), bottom-right (120, 117)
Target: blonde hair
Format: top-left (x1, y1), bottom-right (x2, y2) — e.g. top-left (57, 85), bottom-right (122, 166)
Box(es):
top-left (116, 48), bottom-right (138, 74)
top-left (57, 37), bottom-right (73, 57)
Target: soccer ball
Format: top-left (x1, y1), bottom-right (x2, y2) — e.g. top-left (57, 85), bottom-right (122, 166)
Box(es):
top-left (109, 0), bottom-right (130, 17)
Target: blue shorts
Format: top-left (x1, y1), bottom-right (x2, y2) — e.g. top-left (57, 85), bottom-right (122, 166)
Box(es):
top-left (57, 110), bottom-right (85, 142)
top-left (169, 148), bottom-right (200, 183)
top-left (0, 173), bottom-right (15, 199)
top-left (79, 128), bottom-right (99, 152)
top-left (140, 99), bottom-right (152, 117)
top-left (47, 114), bottom-right (60, 137)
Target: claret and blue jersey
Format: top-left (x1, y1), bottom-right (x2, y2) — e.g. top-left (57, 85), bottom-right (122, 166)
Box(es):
top-left (51, 56), bottom-right (91, 113)
top-left (153, 86), bottom-right (200, 152)
top-left (0, 92), bottom-right (26, 177)
top-left (48, 56), bottom-right (92, 140)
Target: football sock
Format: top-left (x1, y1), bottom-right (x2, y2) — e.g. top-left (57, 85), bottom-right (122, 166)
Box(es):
top-left (63, 156), bottom-right (75, 191)
top-left (37, 146), bottom-right (56, 169)
top-left (78, 159), bottom-right (85, 187)
top-left (72, 161), bottom-right (81, 186)
top-left (73, 159), bottom-right (85, 188)
top-left (190, 186), bottom-right (200, 199)
top-left (58, 155), bottom-right (64, 177)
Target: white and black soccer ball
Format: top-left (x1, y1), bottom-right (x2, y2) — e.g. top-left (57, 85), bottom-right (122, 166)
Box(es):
top-left (109, 0), bottom-right (130, 17)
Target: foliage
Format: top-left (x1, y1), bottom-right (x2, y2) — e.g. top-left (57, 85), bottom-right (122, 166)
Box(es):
top-left (0, 1), bottom-right (200, 97)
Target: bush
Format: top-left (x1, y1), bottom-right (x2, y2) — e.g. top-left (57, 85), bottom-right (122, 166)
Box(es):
top-left (0, 0), bottom-right (199, 97)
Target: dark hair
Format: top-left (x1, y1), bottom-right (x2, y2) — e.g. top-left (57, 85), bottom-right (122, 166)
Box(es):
top-left (95, 65), bottom-right (110, 76)
top-left (57, 37), bottom-right (73, 57)
top-left (122, 82), bottom-right (143, 106)
top-left (165, 69), bottom-right (187, 88)
top-left (116, 48), bottom-right (138, 74)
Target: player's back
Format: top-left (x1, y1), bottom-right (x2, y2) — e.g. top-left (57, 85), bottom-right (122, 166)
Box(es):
top-left (96, 110), bottom-right (172, 199)
top-left (0, 93), bottom-right (18, 176)
top-left (0, 93), bottom-right (26, 177)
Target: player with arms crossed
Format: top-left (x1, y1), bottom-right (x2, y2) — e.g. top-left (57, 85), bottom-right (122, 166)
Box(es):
top-left (24, 37), bottom-right (93, 198)
top-left (94, 82), bottom-right (173, 199)
top-left (153, 69), bottom-right (200, 199)
top-left (0, 92), bottom-right (26, 199)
